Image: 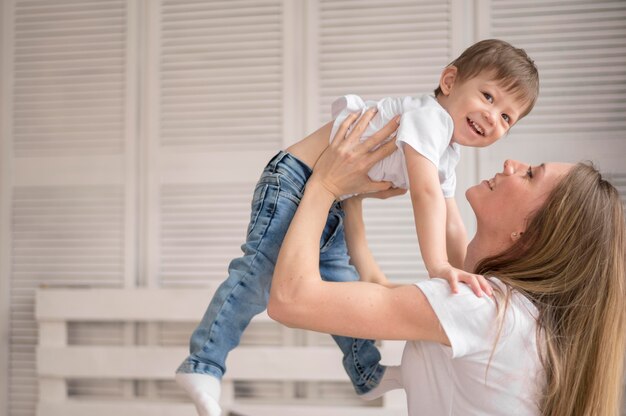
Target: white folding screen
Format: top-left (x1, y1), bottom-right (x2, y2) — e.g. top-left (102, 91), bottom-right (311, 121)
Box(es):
top-left (1, 0), bottom-right (625, 415)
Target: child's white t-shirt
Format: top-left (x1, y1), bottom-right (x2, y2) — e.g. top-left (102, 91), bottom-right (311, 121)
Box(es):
top-left (401, 278), bottom-right (545, 416)
top-left (330, 94), bottom-right (460, 198)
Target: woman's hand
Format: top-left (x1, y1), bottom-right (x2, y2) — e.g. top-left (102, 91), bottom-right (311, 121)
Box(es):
top-left (310, 108), bottom-right (401, 199)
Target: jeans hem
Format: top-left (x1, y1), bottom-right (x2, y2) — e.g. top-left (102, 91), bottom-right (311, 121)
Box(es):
top-left (354, 364), bottom-right (386, 395)
top-left (176, 359), bottom-right (224, 380)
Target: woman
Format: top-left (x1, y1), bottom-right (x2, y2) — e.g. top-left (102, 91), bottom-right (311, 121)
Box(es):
top-left (268, 111), bottom-right (626, 415)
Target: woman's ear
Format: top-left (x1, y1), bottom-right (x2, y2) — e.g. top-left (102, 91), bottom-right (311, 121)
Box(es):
top-left (438, 66), bottom-right (458, 96)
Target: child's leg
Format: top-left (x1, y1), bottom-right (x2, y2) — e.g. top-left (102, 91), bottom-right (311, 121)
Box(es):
top-left (175, 185), bottom-right (283, 415)
top-left (176, 152), bottom-right (313, 414)
top-left (318, 203), bottom-right (386, 395)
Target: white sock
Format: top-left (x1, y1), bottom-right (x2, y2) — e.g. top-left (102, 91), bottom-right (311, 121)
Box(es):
top-left (359, 365), bottom-right (403, 401)
top-left (175, 373), bottom-right (222, 416)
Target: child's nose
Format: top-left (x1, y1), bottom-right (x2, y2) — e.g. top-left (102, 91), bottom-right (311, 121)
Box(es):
top-left (482, 109), bottom-right (496, 125)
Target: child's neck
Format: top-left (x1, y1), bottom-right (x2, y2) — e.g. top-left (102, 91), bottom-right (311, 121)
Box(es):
top-left (433, 93), bottom-right (456, 144)
top-left (434, 92), bottom-right (451, 111)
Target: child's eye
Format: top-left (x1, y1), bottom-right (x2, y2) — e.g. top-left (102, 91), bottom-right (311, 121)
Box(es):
top-left (526, 166), bottom-right (533, 179)
top-left (483, 92), bottom-right (493, 103)
top-left (502, 113), bottom-right (511, 124)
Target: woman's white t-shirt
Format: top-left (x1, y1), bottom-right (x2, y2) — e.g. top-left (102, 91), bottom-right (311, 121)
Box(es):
top-left (402, 278), bottom-right (545, 415)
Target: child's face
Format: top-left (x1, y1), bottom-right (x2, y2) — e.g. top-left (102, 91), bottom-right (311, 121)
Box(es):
top-left (437, 68), bottom-right (527, 147)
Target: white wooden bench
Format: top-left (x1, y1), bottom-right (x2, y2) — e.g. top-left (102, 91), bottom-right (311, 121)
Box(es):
top-left (36, 287), bottom-right (406, 416)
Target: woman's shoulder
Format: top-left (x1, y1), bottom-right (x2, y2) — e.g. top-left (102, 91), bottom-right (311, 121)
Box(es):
top-left (417, 277), bottom-right (537, 316)
top-left (415, 278), bottom-right (539, 358)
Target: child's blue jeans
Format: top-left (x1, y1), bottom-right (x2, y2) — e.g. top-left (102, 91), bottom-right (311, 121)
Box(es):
top-left (176, 151), bottom-right (384, 394)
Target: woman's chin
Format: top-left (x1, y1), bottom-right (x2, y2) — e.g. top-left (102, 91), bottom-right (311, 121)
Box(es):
top-left (465, 184), bottom-right (479, 205)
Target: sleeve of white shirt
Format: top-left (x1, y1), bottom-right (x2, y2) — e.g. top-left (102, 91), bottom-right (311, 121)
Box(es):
top-left (415, 278), bottom-right (497, 358)
top-left (440, 171), bottom-right (457, 198)
top-left (396, 107), bottom-right (453, 169)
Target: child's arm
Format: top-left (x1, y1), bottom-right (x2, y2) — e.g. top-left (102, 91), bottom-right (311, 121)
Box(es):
top-left (343, 190), bottom-right (406, 288)
top-left (445, 197), bottom-right (468, 269)
top-left (404, 145), bottom-right (491, 297)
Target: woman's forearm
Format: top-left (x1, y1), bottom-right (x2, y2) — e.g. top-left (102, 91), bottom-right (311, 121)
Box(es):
top-left (268, 180), bottom-right (335, 317)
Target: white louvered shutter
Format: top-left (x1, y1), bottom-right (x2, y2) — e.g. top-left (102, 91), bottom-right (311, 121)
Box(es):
top-left (5, 0), bottom-right (138, 414)
top-left (147, 0), bottom-right (299, 404)
top-left (478, 0), bottom-right (626, 183)
top-left (311, 0), bottom-right (455, 284)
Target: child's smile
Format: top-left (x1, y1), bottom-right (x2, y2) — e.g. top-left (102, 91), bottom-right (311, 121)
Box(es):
top-left (467, 116), bottom-right (485, 137)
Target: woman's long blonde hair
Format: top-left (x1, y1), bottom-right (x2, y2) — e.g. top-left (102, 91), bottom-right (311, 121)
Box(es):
top-left (475, 162), bottom-right (626, 416)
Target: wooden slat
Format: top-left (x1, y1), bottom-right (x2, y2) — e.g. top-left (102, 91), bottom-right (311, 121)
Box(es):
top-left (37, 400), bottom-right (404, 416)
top-left (37, 400), bottom-right (196, 416)
top-left (229, 403), bottom-right (404, 416)
top-left (35, 288), bottom-right (272, 322)
top-left (36, 344), bottom-right (402, 381)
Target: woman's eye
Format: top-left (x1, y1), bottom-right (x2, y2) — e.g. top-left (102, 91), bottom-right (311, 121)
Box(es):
top-left (483, 92), bottom-right (493, 103)
top-left (502, 114), bottom-right (511, 124)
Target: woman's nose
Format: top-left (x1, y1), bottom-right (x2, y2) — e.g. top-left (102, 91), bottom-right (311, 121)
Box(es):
top-left (503, 159), bottom-right (518, 175)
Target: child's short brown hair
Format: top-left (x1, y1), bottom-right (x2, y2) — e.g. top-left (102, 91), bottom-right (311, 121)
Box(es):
top-left (434, 39), bottom-right (539, 119)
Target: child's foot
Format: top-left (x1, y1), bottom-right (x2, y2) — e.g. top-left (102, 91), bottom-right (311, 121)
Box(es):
top-left (358, 365), bottom-right (402, 401)
top-left (175, 372), bottom-right (222, 416)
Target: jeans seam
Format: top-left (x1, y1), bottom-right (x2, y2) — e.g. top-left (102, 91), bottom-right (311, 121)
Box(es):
top-left (247, 183), bottom-right (268, 237)
top-left (278, 190), bottom-right (301, 206)
top-left (202, 181), bottom-right (281, 360)
top-left (275, 170), bottom-right (305, 191)
top-left (320, 212), bottom-right (343, 253)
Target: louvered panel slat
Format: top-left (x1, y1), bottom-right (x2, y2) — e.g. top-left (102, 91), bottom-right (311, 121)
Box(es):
top-left (315, 382), bottom-right (368, 405)
top-left (13, 0), bottom-right (126, 157)
top-left (491, 0), bottom-right (626, 138)
top-left (10, 185), bottom-right (125, 414)
top-left (67, 379), bottom-right (126, 398)
top-left (234, 381), bottom-right (288, 401)
top-left (317, 0), bottom-right (451, 286)
top-left (159, 183), bottom-right (253, 286)
top-left (68, 322), bottom-right (126, 346)
top-left (362, 194), bottom-right (426, 283)
top-left (159, 0), bottom-right (283, 151)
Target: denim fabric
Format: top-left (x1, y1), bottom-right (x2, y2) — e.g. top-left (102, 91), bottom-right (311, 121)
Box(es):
top-left (177, 151), bottom-right (384, 394)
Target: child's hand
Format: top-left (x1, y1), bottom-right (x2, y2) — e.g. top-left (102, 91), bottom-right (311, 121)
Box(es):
top-left (430, 263), bottom-right (493, 297)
